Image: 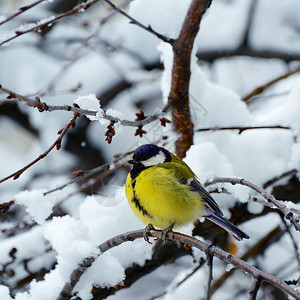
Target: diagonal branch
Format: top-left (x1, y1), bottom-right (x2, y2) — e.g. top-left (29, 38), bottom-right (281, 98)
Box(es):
top-left (0, 0), bottom-right (101, 46)
top-left (0, 0), bottom-right (45, 26)
top-left (242, 67), bottom-right (300, 102)
top-left (0, 114), bottom-right (79, 183)
top-left (168, 0), bottom-right (212, 158)
top-left (103, 0), bottom-right (174, 44)
top-left (205, 177), bottom-right (300, 232)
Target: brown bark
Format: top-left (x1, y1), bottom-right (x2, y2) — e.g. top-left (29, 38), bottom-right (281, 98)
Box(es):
top-left (168, 0), bottom-right (212, 158)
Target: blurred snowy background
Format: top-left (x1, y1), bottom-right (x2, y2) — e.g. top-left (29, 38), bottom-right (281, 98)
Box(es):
top-left (0, 0), bottom-right (300, 299)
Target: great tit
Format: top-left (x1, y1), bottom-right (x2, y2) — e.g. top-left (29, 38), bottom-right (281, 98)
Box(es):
top-left (125, 144), bottom-right (249, 241)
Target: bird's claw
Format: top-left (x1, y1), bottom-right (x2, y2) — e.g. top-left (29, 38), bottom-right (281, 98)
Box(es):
top-left (161, 224), bottom-right (174, 243)
top-left (143, 224), bottom-right (155, 243)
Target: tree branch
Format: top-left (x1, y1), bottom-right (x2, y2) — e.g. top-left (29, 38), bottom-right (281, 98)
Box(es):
top-left (57, 229), bottom-right (300, 300)
top-left (210, 225), bottom-right (283, 295)
top-left (0, 0), bottom-right (45, 26)
top-left (242, 67), bottom-right (300, 102)
top-left (205, 253), bottom-right (213, 300)
top-left (249, 277), bottom-right (262, 300)
top-left (0, 0), bottom-right (102, 46)
top-left (196, 125), bottom-right (291, 134)
top-left (0, 114), bottom-right (79, 183)
top-left (103, 0), bottom-right (174, 44)
top-left (168, 0), bottom-right (212, 158)
top-left (0, 84), bottom-right (167, 127)
top-left (205, 177), bottom-right (300, 232)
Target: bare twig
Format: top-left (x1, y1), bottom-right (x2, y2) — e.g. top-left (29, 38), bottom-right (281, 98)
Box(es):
top-left (0, 0), bottom-right (45, 26)
top-left (149, 257), bottom-right (206, 300)
top-left (168, 0), bottom-right (212, 158)
top-left (0, 0), bottom-right (102, 46)
top-left (197, 48), bottom-right (300, 63)
top-left (57, 229), bottom-right (300, 300)
top-left (104, 0), bottom-right (174, 44)
top-left (205, 177), bottom-right (300, 232)
top-left (242, 67), bottom-right (300, 102)
top-left (252, 197), bottom-right (300, 216)
top-left (44, 150), bottom-right (132, 196)
top-left (196, 125), bottom-right (290, 134)
top-left (249, 277), bottom-right (262, 300)
top-left (210, 225), bottom-right (283, 295)
top-left (205, 253), bottom-right (213, 300)
top-left (0, 84), bottom-right (167, 127)
top-left (39, 1), bottom-right (131, 95)
top-left (263, 168), bottom-right (297, 189)
top-left (0, 114), bottom-right (79, 183)
top-left (280, 216), bottom-right (300, 266)
top-left (52, 161), bottom-right (124, 209)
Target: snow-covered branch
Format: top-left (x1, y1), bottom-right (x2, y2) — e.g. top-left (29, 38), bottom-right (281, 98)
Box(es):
top-left (0, 84), bottom-right (167, 127)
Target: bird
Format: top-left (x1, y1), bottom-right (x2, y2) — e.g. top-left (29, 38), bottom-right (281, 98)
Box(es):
top-left (125, 144), bottom-right (249, 242)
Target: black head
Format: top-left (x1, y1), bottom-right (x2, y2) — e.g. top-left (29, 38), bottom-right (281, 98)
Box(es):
top-left (128, 144), bottom-right (171, 167)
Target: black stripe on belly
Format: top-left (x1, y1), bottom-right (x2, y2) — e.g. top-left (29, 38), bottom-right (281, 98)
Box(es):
top-left (132, 189), bottom-right (152, 219)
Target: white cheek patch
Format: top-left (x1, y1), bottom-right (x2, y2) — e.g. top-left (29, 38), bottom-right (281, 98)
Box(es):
top-left (141, 151), bottom-right (166, 167)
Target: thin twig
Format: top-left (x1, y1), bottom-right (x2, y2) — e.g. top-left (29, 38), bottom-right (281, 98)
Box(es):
top-left (52, 161), bottom-right (124, 209)
top-left (57, 229), bottom-right (300, 300)
top-left (0, 114), bottom-right (79, 183)
top-left (205, 253), bottom-right (213, 300)
top-left (210, 225), bottom-right (283, 295)
top-left (242, 67), bottom-right (300, 102)
top-left (280, 216), bottom-right (300, 266)
top-left (249, 277), bottom-right (262, 300)
top-left (0, 0), bottom-right (102, 46)
top-left (263, 169), bottom-right (297, 189)
top-left (103, 0), bottom-right (174, 44)
top-left (0, 0), bottom-right (45, 26)
top-left (252, 197), bottom-right (300, 216)
top-left (44, 150), bottom-right (132, 196)
top-left (197, 48), bottom-right (300, 63)
top-left (39, 0), bottom-right (131, 95)
top-left (196, 125), bottom-right (291, 134)
top-left (205, 177), bottom-right (300, 232)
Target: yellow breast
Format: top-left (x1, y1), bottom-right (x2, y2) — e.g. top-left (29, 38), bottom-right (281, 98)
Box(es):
top-left (125, 166), bottom-right (203, 229)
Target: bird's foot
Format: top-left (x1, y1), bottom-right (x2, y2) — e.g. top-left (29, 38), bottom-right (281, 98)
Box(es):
top-left (143, 224), bottom-right (155, 243)
top-left (161, 224), bottom-right (174, 243)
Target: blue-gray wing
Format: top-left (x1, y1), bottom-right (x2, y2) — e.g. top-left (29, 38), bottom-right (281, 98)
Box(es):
top-left (190, 180), bottom-right (223, 216)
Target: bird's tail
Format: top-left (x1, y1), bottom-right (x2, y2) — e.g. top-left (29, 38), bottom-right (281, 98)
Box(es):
top-left (206, 213), bottom-right (249, 241)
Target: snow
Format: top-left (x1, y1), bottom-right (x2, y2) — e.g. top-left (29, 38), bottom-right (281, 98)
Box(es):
top-left (74, 93), bottom-right (102, 121)
top-left (74, 252), bottom-right (125, 299)
top-left (196, 0), bottom-right (252, 51)
top-left (0, 286), bottom-right (11, 300)
top-left (225, 263), bottom-right (235, 272)
top-left (129, 0), bottom-right (191, 39)
top-left (250, 0), bottom-right (300, 53)
top-left (1, 0), bottom-right (300, 299)
top-left (14, 189), bottom-right (56, 225)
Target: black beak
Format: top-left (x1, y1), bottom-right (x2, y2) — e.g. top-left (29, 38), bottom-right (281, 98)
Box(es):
top-left (127, 159), bottom-right (136, 164)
